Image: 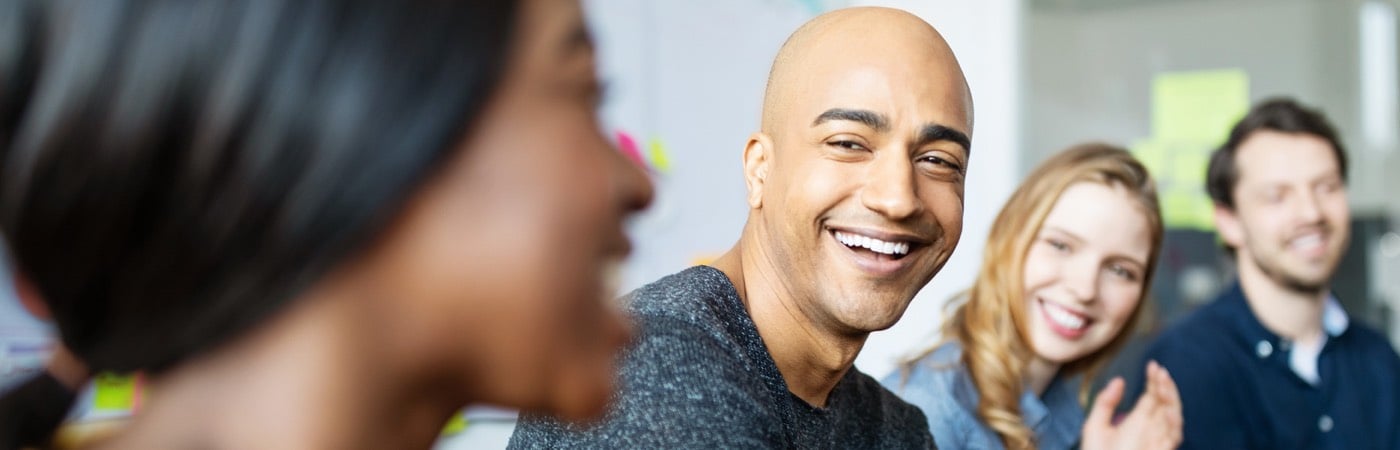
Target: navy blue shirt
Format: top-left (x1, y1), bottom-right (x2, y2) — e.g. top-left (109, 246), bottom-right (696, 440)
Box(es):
top-left (1142, 282), bottom-right (1400, 449)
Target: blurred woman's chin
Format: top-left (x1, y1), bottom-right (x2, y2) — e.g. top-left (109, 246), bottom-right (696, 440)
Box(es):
top-left (547, 371), bottom-right (617, 423)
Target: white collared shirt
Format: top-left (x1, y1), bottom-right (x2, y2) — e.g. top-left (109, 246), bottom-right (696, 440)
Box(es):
top-left (1287, 295), bottom-right (1350, 385)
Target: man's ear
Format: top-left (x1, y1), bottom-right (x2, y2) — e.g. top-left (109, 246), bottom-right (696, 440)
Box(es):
top-left (742, 132), bottom-right (773, 209)
top-left (1214, 204), bottom-right (1246, 249)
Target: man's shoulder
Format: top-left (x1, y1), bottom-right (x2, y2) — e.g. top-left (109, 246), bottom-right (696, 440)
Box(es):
top-left (620, 266), bottom-right (762, 374)
top-left (508, 267), bottom-right (788, 449)
top-left (1339, 321), bottom-right (1400, 364)
top-left (1140, 294), bottom-right (1254, 400)
top-left (843, 369), bottom-right (928, 419)
top-left (1149, 294), bottom-right (1242, 357)
top-left (832, 369), bottom-right (936, 448)
top-left (624, 266), bottom-right (740, 326)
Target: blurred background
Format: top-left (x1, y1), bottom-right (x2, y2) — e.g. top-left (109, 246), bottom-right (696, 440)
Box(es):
top-left (1, 0), bottom-right (1397, 448)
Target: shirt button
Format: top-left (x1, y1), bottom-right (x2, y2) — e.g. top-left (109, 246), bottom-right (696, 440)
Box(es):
top-left (1256, 340), bottom-right (1273, 358)
top-left (1319, 415), bottom-right (1333, 432)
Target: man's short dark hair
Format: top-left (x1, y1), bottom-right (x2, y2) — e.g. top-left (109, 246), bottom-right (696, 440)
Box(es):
top-left (1205, 98), bottom-right (1349, 210)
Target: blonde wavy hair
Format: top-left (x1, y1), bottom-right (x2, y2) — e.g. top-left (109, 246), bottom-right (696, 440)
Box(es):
top-left (903, 143), bottom-right (1163, 450)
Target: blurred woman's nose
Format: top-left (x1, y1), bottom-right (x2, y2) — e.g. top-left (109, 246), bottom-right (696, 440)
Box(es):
top-left (611, 142), bottom-right (654, 215)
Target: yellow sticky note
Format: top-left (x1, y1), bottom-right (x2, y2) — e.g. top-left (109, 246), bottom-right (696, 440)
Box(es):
top-left (441, 412), bottom-right (468, 435)
top-left (691, 253), bottom-right (720, 266)
top-left (1188, 199), bottom-right (1218, 231)
top-left (1131, 139), bottom-right (1168, 177)
top-left (1151, 69), bottom-right (1250, 144)
top-left (92, 373), bottom-right (136, 411)
top-left (1169, 142), bottom-right (1211, 188)
top-left (647, 139), bottom-right (672, 174)
top-left (1139, 69), bottom-right (1248, 231)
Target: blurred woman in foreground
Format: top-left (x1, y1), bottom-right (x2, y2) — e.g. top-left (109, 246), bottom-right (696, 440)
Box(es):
top-left (0, 0), bottom-right (651, 447)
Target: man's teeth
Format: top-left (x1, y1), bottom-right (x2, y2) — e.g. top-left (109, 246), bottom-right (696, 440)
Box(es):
top-left (1043, 301), bottom-right (1087, 330)
top-left (834, 231), bottom-right (910, 256)
top-left (1291, 233), bottom-right (1324, 251)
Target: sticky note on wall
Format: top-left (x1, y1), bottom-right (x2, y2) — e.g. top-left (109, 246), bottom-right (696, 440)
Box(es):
top-left (615, 131), bottom-right (648, 169)
top-left (1134, 68), bottom-right (1250, 231)
top-left (647, 139), bottom-right (672, 174)
top-left (1152, 69), bottom-right (1250, 143)
top-left (92, 373), bottom-right (136, 411)
top-left (441, 412), bottom-right (469, 435)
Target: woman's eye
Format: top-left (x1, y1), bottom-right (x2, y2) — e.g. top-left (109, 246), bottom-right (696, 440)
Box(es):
top-left (1046, 239), bottom-right (1069, 252)
top-left (1109, 264), bottom-right (1138, 282)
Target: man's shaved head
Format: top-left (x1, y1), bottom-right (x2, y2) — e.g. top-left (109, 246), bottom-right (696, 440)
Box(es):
top-left (730, 6), bottom-right (974, 340)
top-left (761, 7), bottom-right (972, 136)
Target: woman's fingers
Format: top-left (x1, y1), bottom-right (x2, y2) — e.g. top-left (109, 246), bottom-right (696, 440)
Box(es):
top-left (1084, 366), bottom-right (1185, 450)
top-left (1144, 361), bottom-right (1184, 449)
top-left (1133, 361), bottom-right (1165, 417)
top-left (1087, 377), bottom-right (1125, 431)
top-left (1156, 364), bottom-right (1181, 408)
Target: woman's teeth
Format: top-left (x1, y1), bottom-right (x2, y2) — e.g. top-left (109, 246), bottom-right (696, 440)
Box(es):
top-left (1043, 300), bottom-right (1087, 330)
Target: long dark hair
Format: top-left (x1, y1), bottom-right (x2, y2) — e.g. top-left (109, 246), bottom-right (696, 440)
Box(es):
top-left (0, 0), bottom-right (516, 377)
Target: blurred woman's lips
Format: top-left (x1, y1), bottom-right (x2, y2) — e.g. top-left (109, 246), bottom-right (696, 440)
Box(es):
top-left (600, 257), bottom-right (624, 301)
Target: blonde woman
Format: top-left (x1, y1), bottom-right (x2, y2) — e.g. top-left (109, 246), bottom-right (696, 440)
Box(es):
top-left (882, 144), bottom-right (1182, 450)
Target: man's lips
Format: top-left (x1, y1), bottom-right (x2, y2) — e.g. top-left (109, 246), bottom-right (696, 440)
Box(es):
top-left (826, 226), bottom-right (936, 276)
top-left (1286, 230), bottom-right (1329, 257)
top-left (827, 225), bottom-right (931, 250)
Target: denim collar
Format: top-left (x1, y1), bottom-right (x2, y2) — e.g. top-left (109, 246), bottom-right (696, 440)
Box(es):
top-left (1021, 373), bottom-right (1083, 448)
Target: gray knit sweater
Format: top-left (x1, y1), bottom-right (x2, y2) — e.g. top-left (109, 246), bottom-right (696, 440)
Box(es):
top-left (508, 265), bottom-right (936, 449)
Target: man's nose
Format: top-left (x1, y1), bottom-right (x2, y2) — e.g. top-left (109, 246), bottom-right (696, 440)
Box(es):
top-left (860, 151), bottom-right (922, 220)
top-left (1291, 188), bottom-right (1325, 226)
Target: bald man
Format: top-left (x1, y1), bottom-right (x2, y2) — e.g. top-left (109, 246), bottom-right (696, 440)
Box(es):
top-left (509, 8), bottom-right (971, 448)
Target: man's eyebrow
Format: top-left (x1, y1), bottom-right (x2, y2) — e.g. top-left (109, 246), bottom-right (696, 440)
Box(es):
top-left (916, 124), bottom-right (972, 155)
top-left (812, 108), bottom-right (890, 132)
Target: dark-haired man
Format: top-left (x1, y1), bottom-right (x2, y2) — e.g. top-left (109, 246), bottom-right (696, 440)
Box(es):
top-left (1142, 98), bottom-right (1400, 449)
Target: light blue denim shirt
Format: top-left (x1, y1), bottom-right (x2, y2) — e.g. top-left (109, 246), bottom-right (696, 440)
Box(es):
top-left (881, 342), bottom-right (1084, 450)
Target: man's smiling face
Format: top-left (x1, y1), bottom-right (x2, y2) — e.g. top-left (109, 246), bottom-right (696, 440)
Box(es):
top-left (747, 9), bottom-right (973, 335)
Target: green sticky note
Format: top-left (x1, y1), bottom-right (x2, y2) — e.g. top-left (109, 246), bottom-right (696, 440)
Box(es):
top-left (1132, 139), bottom-right (1216, 231)
top-left (1131, 138), bottom-right (1168, 177)
top-left (1138, 68), bottom-right (1248, 231)
top-left (1152, 69), bottom-right (1250, 143)
top-left (92, 372), bottom-right (136, 411)
top-left (647, 138), bottom-right (671, 174)
top-left (1188, 198), bottom-right (1218, 231)
top-left (441, 412), bottom-right (469, 435)
top-left (1169, 143), bottom-right (1211, 187)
